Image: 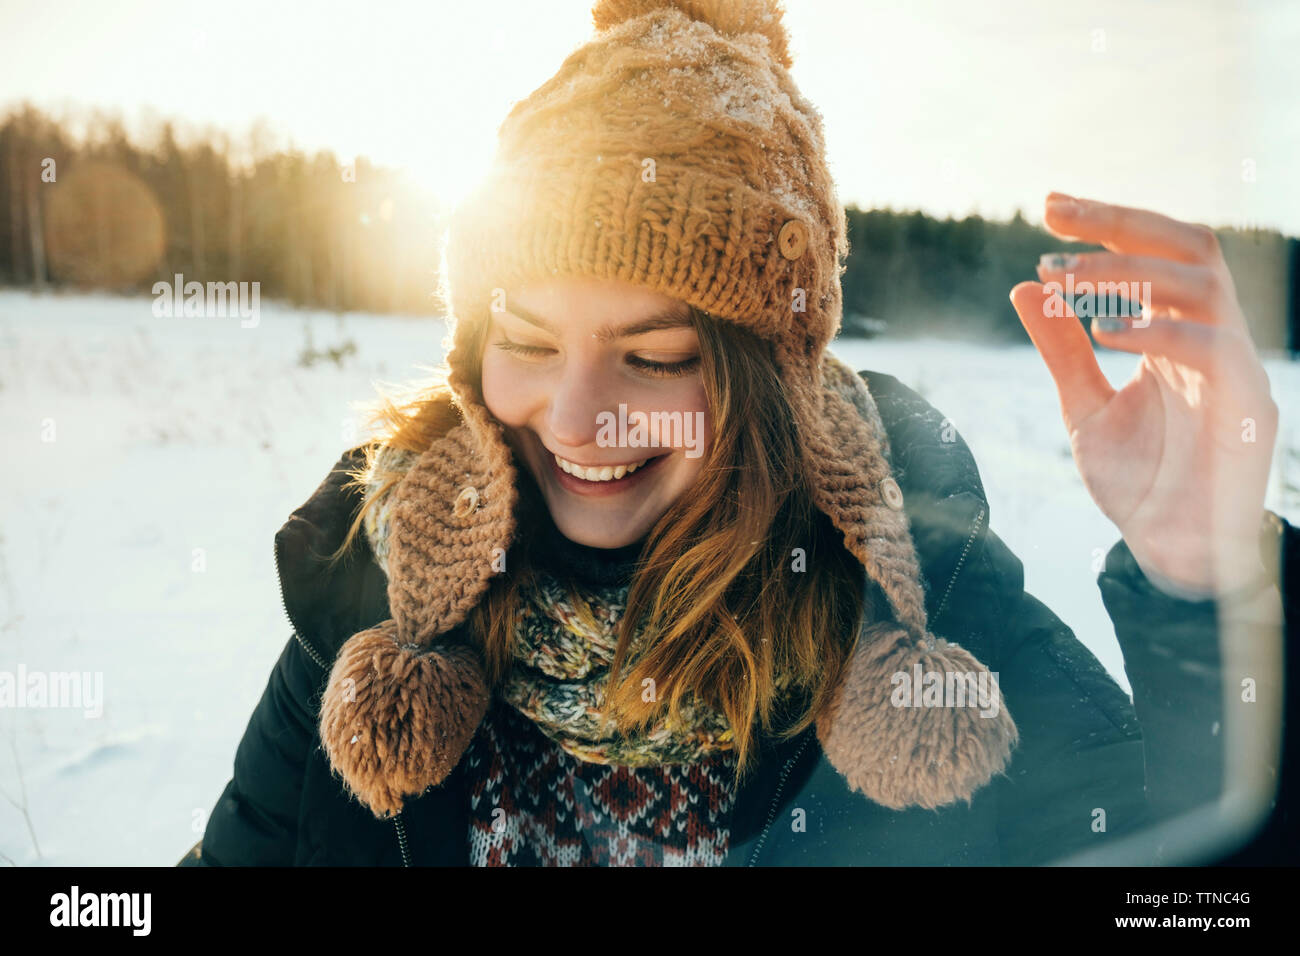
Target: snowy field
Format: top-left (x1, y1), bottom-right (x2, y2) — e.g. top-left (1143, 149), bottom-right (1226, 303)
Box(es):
top-left (1, 288), bottom-right (1297, 866)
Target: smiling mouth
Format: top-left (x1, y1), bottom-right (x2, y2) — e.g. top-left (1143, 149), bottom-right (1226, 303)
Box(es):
top-left (552, 452), bottom-right (666, 482)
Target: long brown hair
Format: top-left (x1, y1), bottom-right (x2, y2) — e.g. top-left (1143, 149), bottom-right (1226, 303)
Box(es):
top-left (331, 306), bottom-right (877, 784)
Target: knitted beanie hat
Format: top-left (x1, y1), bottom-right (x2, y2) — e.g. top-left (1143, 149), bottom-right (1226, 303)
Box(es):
top-left (319, 0), bottom-right (1018, 820)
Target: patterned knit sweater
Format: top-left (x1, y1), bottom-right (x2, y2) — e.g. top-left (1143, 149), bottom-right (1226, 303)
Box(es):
top-left (460, 520), bottom-right (740, 866)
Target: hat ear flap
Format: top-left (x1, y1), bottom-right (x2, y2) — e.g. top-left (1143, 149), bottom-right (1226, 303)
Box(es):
top-left (316, 319), bottom-right (516, 821)
top-left (802, 352), bottom-right (1019, 808)
top-left (386, 416), bottom-right (519, 644)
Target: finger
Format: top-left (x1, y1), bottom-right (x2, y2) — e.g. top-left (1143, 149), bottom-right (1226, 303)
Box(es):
top-left (1091, 316), bottom-right (1277, 436)
top-left (1035, 251), bottom-right (1237, 325)
top-left (1010, 280), bottom-right (1115, 430)
top-left (1088, 314), bottom-right (1261, 384)
top-left (1043, 192), bottom-right (1225, 266)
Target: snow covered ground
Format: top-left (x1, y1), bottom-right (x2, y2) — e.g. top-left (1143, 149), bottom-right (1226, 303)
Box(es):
top-left (1, 288), bottom-right (1296, 866)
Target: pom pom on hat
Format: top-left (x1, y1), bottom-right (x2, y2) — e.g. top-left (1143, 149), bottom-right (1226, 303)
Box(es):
top-left (591, 0), bottom-right (793, 69)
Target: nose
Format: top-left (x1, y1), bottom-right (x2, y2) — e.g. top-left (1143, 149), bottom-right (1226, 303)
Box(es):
top-left (545, 368), bottom-right (616, 450)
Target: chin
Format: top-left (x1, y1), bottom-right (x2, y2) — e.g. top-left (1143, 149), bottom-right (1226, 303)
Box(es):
top-left (552, 517), bottom-right (641, 551)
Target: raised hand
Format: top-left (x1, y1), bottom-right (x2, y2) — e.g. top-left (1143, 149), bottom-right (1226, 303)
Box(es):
top-left (1009, 192), bottom-right (1277, 598)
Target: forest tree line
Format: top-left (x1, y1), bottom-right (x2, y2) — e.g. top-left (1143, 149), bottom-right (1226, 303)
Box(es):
top-left (2, 103), bottom-right (1295, 351)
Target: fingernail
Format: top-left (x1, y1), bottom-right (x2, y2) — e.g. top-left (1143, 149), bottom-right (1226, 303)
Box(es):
top-left (1047, 194), bottom-right (1080, 216)
top-left (1038, 253), bottom-right (1079, 271)
top-left (1095, 316), bottom-right (1128, 333)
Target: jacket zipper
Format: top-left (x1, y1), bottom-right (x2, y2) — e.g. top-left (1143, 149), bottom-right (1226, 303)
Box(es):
top-left (393, 814), bottom-right (412, 866)
top-left (932, 502), bottom-right (986, 631)
top-left (273, 536), bottom-right (331, 670)
top-left (747, 731), bottom-right (814, 866)
top-left (276, 535), bottom-right (416, 868)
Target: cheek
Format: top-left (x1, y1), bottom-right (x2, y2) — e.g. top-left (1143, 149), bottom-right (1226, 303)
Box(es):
top-left (480, 351), bottom-right (535, 425)
top-left (666, 380), bottom-right (713, 465)
top-left (683, 381), bottom-right (713, 443)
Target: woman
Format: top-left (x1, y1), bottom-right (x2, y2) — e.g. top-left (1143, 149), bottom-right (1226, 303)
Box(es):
top-left (181, 0), bottom-right (1293, 866)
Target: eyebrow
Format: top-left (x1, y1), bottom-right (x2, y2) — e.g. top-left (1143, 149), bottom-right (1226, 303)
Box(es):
top-left (496, 300), bottom-right (694, 343)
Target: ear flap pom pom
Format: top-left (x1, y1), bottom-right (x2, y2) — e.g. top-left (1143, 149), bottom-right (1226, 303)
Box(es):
top-left (318, 621), bottom-right (490, 819)
top-left (815, 621), bottom-right (1019, 811)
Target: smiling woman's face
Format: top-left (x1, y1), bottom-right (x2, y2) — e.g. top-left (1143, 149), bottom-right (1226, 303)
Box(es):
top-left (479, 276), bottom-right (713, 550)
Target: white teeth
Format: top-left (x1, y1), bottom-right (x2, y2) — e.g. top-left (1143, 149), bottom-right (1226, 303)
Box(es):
top-left (554, 453), bottom-right (650, 481)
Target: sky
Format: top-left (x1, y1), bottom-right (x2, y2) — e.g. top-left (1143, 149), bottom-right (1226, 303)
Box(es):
top-left (2, 0), bottom-right (1297, 233)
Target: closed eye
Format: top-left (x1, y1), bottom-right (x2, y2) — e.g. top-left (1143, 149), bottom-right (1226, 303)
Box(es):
top-left (492, 338), bottom-right (553, 358)
top-left (626, 354), bottom-right (700, 377)
top-left (493, 336), bottom-right (699, 377)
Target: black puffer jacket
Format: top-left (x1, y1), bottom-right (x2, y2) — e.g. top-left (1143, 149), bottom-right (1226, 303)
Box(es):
top-left (179, 369), bottom-right (1296, 866)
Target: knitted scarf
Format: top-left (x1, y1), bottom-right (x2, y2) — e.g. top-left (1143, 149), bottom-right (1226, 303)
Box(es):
top-left (362, 447), bottom-right (736, 767)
